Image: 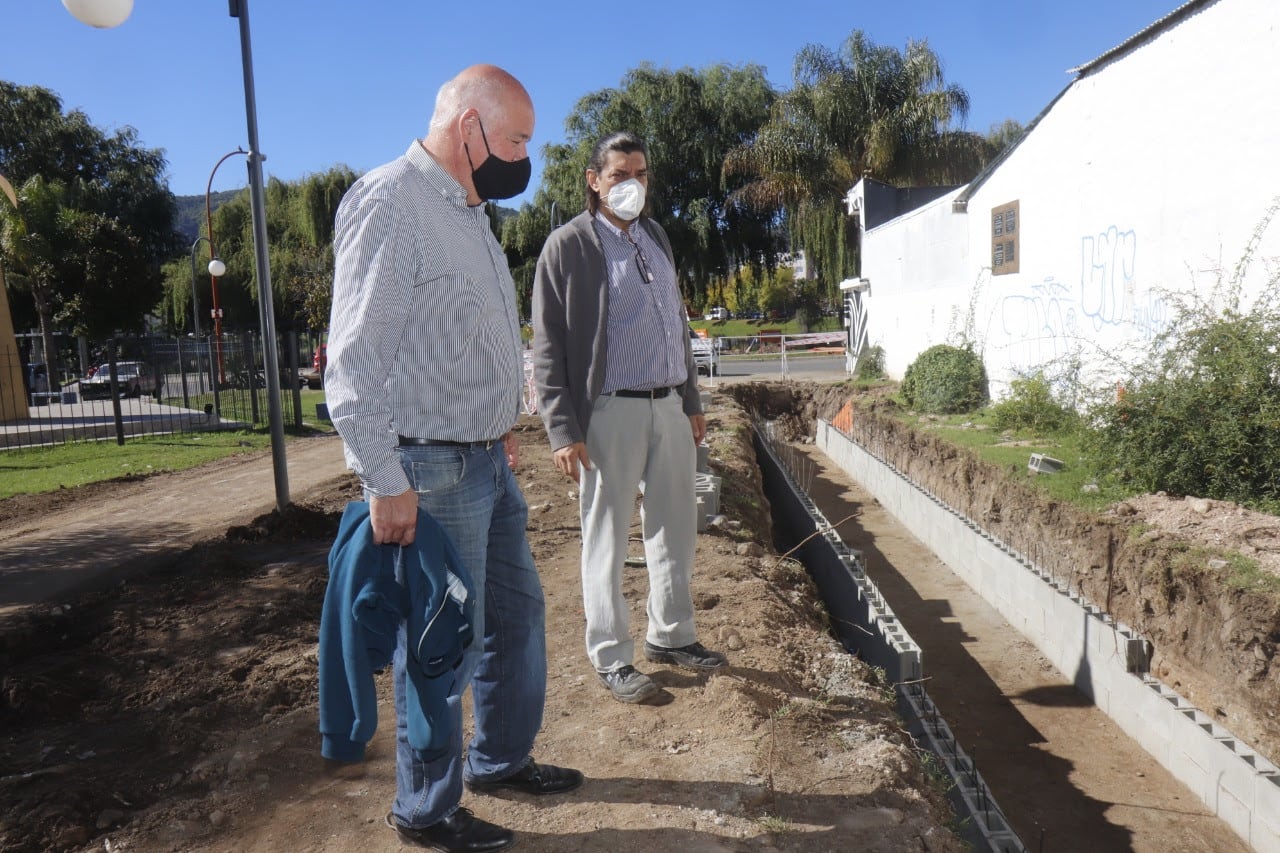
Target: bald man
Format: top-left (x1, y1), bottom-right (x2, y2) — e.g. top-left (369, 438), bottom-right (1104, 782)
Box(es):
top-left (325, 65), bottom-right (581, 852)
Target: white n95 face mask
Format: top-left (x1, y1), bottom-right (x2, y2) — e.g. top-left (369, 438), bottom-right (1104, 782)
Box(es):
top-left (606, 178), bottom-right (645, 221)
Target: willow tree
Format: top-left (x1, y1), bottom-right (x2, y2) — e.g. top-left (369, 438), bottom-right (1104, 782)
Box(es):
top-left (502, 62), bottom-right (779, 314)
top-left (727, 31), bottom-right (991, 297)
top-left (162, 166), bottom-right (359, 335)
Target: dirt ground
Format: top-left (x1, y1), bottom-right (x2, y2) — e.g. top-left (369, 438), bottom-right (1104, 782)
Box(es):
top-left (1, 383), bottom-right (1274, 853)
top-left (0, 392), bottom-right (962, 853)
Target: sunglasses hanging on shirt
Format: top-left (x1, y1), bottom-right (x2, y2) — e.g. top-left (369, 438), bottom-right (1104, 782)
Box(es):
top-left (622, 230), bottom-right (655, 283)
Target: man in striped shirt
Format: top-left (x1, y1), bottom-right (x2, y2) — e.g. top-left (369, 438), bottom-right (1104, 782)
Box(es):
top-left (326, 64), bottom-right (580, 853)
top-left (532, 131), bottom-right (728, 707)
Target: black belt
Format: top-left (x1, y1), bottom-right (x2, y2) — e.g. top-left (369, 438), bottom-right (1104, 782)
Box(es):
top-left (398, 435), bottom-right (501, 449)
top-left (612, 386), bottom-right (675, 399)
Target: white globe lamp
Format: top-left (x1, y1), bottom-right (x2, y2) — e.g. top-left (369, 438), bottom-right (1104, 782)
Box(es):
top-left (207, 258), bottom-right (227, 277)
top-left (62, 0), bottom-right (134, 29)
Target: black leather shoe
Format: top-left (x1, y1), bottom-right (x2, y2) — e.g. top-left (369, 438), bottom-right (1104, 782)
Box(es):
top-left (385, 808), bottom-right (513, 852)
top-left (598, 664), bottom-right (660, 704)
top-left (465, 759), bottom-right (584, 796)
top-left (644, 641), bottom-right (728, 671)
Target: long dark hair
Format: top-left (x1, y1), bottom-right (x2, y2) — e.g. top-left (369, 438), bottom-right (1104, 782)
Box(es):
top-left (586, 131), bottom-right (647, 214)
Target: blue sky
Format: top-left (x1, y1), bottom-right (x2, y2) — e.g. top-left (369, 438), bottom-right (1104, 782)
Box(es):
top-left (8, 1), bottom-right (1182, 206)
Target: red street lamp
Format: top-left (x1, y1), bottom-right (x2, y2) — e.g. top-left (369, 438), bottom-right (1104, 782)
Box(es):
top-left (205, 147), bottom-right (247, 387)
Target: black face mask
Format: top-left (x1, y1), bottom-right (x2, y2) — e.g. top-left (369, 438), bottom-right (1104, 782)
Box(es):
top-left (464, 118), bottom-right (531, 201)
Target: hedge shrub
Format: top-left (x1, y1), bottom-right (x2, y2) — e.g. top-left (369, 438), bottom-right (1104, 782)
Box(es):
top-left (901, 344), bottom-right (989, 414)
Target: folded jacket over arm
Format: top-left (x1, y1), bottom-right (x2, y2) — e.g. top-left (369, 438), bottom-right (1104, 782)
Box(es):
top-left (318, 501), bottom-right (476, 762)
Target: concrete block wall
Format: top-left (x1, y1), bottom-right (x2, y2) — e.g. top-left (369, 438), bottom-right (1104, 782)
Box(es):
top-left (817, 420), bottom-right (1280, 853)
top-left (755, 423), bottom-right (1017, 852)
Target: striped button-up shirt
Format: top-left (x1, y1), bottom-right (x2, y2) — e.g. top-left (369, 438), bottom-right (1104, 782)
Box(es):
top-left (594, 213), bottom-right (688, 394)
top-left (326, 141), bottom-right (523, 496)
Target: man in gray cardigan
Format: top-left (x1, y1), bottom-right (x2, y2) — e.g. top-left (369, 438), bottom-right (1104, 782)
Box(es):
top-left (532, 131), bottom-right (727, 704)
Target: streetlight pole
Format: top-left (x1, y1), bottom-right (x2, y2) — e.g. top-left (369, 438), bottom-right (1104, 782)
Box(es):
top-left (189, 235), bottom-right (227, 397)
top-left (64, 0), bottom-right (290, 512)
top-left (204, 147), bottom-right (245, 388)
top-left (188, 235), bottom-right (208, 394)
top-left (229, 0), bottom-right (289, 512)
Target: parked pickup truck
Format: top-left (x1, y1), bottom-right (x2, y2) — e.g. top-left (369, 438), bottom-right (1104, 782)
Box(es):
top-left (689, 327), bottom-right (720, 376)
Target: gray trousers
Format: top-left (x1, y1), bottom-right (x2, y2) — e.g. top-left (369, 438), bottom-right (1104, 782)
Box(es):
top-left (579, 392), bottom-right (697, 672)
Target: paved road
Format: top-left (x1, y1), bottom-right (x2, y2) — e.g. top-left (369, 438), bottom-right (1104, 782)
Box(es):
top-left (704, 353), bottom-right (848, 384)
top-left (0, 433), bottom-right (351, 622)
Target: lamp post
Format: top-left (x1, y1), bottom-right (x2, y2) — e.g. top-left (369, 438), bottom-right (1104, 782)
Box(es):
top-left (188, 235), bottom-right (226, 395)
top-left (204, 147), bottom-right (246, 387)
top-left (65, 0), bottom-right (290, 512)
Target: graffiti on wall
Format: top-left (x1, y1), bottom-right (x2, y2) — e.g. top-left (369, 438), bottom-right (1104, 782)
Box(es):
top-left (995, 225), bottom-right (1168, 375)
top-left (997, 276), bottom-right (1080, 369)
top-left (1079, 225), bottom-right (1166, 338)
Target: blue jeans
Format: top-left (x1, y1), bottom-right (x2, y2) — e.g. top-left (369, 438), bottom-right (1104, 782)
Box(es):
top-left (389, 442), bottom-right (547, 828)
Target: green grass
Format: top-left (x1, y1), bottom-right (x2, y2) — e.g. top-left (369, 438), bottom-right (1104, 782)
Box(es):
top-left (690, 316), bottom-right (843, 338)
top-left (0, 431), bottom-right (276, 499)
top-left (900, 407), bottom-right (1131, 513)
top-left (1, 388), bottom-right (337, 500)
top-left (158, 388), bottom-right (336, 431)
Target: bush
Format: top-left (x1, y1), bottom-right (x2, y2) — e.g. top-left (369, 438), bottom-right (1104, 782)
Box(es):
top-left (1085, 306), bottom-right (1280, 508)
top-left (989, 372), bottom-right (1078, 433)
top-left (855, 345), bottom-right (886, 381)
top-left (901, 344), bottom-right (989, 414)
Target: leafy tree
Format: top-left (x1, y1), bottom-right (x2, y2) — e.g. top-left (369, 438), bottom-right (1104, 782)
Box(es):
top-left (0, 175), bottom-right (69, 374)
top-left (0, 82), bottom-right (178, 345)
top-left (502, 63), bottom-right (779, 315)
top-left (986, 119), bottom-right (1026, 155)
top-left (727, 31), bottom-right (994, 301)
top-left (163, 167), bottom-right (359, 336)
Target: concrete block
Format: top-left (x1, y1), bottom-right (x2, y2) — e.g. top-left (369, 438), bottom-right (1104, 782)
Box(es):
top-left (1253, 774), bottom-right (1280, 852)
top-left (1027, 453), bottom-right (1064, 474)
top-left (696, 443), bottom-right (710, 473)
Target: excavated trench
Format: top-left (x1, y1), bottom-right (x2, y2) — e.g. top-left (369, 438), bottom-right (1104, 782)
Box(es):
top-left (729, 384), bottom-right (1266, 853)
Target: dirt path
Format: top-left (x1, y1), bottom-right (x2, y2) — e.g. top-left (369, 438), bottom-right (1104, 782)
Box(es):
top-left (0, 433), bottom-right (351, 622)
top-left (0, 403), bottom-right (963, 853)
top-left (796, 444), bottom-right (1248, 853)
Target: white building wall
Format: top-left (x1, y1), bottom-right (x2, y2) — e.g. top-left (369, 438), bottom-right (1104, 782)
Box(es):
top-left (861, 0), bottom-right (1280, 393)
top-left (862, 188), bottom-right (969, 379)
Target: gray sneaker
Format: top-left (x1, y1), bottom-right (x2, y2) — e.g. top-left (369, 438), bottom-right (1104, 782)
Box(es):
top-left (597, 665), bottom-right (660, 704)
top-left (643, 641), bottom-right (728, 672)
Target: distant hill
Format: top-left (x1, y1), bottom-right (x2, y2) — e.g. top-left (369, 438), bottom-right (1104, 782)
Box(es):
top-left (173, 189), bottom-right (241, 242)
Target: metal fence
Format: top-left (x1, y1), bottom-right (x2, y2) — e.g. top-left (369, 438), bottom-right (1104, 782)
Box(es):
top-left (0, 331), bottom-right (318, 450)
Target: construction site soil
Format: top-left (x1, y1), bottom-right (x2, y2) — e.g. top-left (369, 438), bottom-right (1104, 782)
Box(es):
top-left (0, 382), bottom-right (1275, 852)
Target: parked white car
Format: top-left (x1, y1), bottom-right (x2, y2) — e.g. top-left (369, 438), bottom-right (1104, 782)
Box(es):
top-left (703, 306), bottom-right (729, 321)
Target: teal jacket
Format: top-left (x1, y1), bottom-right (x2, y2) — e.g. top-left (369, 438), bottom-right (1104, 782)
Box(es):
top-left (319, 501), bottom-right (475, 762)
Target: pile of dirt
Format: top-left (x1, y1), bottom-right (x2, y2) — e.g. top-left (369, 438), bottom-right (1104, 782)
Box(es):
top-left (0, 396), bottom-right (963, 852)
top-left (745, 381), bottom-right (1280, 769)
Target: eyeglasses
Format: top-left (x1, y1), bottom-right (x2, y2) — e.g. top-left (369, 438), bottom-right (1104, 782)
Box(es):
top-left (622, 230), bottom-right (655, 283)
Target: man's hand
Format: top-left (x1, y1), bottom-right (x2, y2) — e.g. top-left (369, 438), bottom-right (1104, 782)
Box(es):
top-left (689, 414), bottom-right (707, 446)
top-left (553, 441), bottom-right (591, 484)
top-left (502, 431), bottom-right (520, 470)
top-left (369, 489), bottom-right (419, 546)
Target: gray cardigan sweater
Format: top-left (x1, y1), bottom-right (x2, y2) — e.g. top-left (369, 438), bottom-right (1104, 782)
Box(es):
top-left (531, 210), bottom-right (702, 452)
